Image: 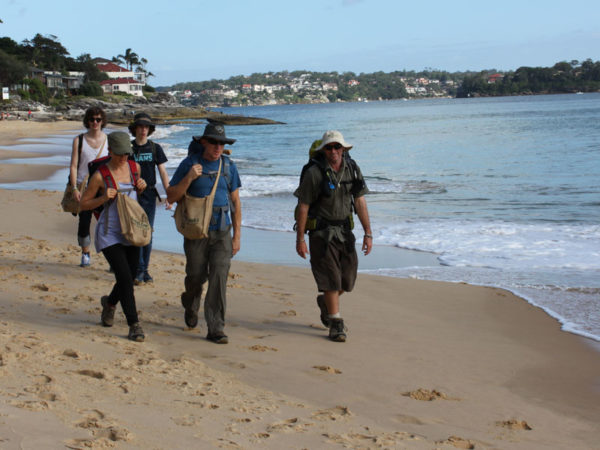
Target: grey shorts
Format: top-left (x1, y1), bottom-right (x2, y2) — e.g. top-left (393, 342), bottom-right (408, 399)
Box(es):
top-left (309, 234), bottom-right (358, 292)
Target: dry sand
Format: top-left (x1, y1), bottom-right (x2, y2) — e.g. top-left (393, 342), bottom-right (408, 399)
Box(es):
top-left (0, 121), bottom-right (599, 449)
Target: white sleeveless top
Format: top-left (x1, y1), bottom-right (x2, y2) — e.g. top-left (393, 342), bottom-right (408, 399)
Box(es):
top-left (76, 134), bottom-right (109, 184)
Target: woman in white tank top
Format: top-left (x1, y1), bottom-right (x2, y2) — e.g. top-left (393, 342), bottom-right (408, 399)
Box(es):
top-left (68, 107), bottom-right (109, 267)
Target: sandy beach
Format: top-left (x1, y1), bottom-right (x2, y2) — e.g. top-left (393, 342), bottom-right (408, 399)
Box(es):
top-left (0, 120), bottom-right (599, 449)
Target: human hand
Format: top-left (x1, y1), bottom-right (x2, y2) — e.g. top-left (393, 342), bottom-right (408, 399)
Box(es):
top-left (232, 235), bottom-right (241, 256)
top-left (362, 235), bottom-right (372, 256)
top-left (105, 188), bottom-right (117, 201)
top-left (135, 178), bottom-right (147, 192)
top-left (165, 200), bottom-right (173, 210)
top-left (187, 164), bottom-right (203, 180)
top-left (296, 240), bottom-right (309, 259)
top-left (74, 190), bottom-right (82, 202)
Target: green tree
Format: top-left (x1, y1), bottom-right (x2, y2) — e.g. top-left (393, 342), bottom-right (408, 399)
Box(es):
top-left (79, 81), bottom-right (103, 96)
top-left (22, 34), bottom-right (69, 70)
top-left (23, 78), bottom-right (49, 102)
top-left (0, 49), bottom-right (28, 84)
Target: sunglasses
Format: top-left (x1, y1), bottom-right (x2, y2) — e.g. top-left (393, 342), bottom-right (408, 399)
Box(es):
top-left (324, 143), bottom-right (343, 151)
top-left (89, 117), bottom-right (103, 123)
top-left (205, 137), bottom-right (224, 146)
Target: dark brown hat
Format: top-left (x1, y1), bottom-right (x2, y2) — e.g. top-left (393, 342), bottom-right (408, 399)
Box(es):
top-left (128, 112), bottom-right (155, 136)
top-left (194, 121), bottom-right (236, 145)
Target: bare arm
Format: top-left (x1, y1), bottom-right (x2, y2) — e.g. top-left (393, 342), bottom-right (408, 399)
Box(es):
top-left (79, 171), bottom-right (115, 211)
top-left (230, 188), bottom-right (242, 256)
top-left (157, 162), bottom-right (172, 209)
top-left (134, 162), bottom-right (147, 193)
top-left (354, 196), bottom-right (372, 255)
top-left (295, 202), bottom-right (310, 259)
top-left (69, 135), bottom-right (81, 201)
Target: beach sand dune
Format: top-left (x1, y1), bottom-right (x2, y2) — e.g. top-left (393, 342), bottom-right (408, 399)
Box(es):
top-left (0, 120), bottom-right (599, 448)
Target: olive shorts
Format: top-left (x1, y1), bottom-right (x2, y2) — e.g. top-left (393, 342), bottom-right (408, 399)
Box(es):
top-left (309, 234), bottom-right (358, 292)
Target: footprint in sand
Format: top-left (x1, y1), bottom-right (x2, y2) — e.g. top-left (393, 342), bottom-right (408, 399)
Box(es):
top-left (437, 436), bottom-right (476, 449)
top-left (63, 349), bottom-right (79, 358)
top-left (496, 419), bottom-right (532, 430)
top-left (76, 369), bottom-right (107, 380)
top-left (248, 345), bottom-right (278, 352)
top-left (266, 417), bottom-right (302, 433)
top-left (278, 310), bottom-right (297, 317)
top-left (313, 365), bottom-right (342, 374)
top-left (312, 405), bottom-right (352, 421)
top-left (402, 388), bottom-right (457, 401)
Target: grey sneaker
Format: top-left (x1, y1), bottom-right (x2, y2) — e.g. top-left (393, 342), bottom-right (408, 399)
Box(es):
top-left (134, 272), bottom-right (144, 286)
top-left (316, 294), bottom-right (330, 327)
top-left (128, 323), bottom-right (145, 342)
top-left (100, 296), bottom-right (116, 327)
top-left (328, 318), bottom-right (347, 342)
top-left (206, 332), bottom-right (228, 344)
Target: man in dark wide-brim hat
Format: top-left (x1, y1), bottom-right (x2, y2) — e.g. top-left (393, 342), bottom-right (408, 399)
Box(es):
top-left (167, 121), bottom-right (242, 344)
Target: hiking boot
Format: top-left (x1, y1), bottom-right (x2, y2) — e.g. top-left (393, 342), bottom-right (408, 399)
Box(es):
top-left (80, 253), bottom-right (91, 267)
top-left (143, 271), bottom-right (153, 284)
top-left (328, 318), bottom-right (347, 342)
top-left (316, 294), bottom-right (330, 327)
top-left (128, 323), bottom-right (145, 342)
top-left (134, 272), bottom-right (144, 286)
top-left (206, 332), bottom-right (228, 344)
top-left (100, 296), bottom-right (116, 327)
top-left (181, 293), bottom-right (198, 329)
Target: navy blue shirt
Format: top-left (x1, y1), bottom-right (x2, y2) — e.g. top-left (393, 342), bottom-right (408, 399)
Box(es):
top-left (170, 154), bottom-right (241, 230)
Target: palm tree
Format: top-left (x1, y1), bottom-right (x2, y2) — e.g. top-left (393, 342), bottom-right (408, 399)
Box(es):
top-left (117, 48), bottom-right (140, 71)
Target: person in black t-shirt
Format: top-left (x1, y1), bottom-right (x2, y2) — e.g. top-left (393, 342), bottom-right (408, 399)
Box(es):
top-left (128, 113), bottom-right (171, 284)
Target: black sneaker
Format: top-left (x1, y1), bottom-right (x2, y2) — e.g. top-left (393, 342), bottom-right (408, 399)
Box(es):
top-left (316, 294), bottom-right (330, 327)
top-left (100, 296), bottom-right (116, 327)
top-left (128, 323), bottom-right (145, 342)
top-left (143, 271), bottom-right (153, 284)
top-left (328, 318), bottom-right (347, 342)
top-left (206, 332), bottom-right (228, 344)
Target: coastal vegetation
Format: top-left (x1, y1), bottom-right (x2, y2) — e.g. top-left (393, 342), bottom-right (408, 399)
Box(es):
top-left (0, 33), bottom-right (153, 101)
top-left (457, 59), bottom-right (600, 97)
top-left (1, 31), bottom-right (599, 108)
top-left (163, 61), bottom-right (600, 107)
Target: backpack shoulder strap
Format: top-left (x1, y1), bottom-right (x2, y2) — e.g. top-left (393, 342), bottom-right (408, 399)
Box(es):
top-left (78, 133), bottom-right (84, 161)
top-left (221, 155), bottom-right (232, 191)
top-left (127, 160), bottom-right (139, 184)
top-left (150, 140), bottom-right (156, 162)
top-left (98, 164), bottom-right (116, 190)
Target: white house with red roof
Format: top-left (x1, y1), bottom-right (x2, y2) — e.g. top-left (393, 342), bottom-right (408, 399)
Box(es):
top-left (96, 61), bottom-right (145, 97)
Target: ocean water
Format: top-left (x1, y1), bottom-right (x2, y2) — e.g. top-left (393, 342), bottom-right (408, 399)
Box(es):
top-left (2, 94), bottom-right (599, 341)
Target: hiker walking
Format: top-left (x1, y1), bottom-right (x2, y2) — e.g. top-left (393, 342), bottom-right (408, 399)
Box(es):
top-left (166, 122), bottom-right (242, 344)
top-left (79, 131), bottom-right (148, 342)
top-left (68, 107), bottom-right (109, 267)
top-left (128, 112), bottom-right (171, 285)
top-left (294, 130), bottom-right (372, 342)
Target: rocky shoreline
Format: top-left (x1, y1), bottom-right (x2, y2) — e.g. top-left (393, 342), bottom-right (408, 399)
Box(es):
top-left (0, 93), bottom-right (284, 126)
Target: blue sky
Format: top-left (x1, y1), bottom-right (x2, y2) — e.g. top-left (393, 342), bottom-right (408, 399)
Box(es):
top-left (2, 0), bottom-right (599, 86)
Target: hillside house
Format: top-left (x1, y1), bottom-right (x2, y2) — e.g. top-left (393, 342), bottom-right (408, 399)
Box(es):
top-left (99, 77), bottom-right (144, 97)
top-left (96, 61), bottom-right (144, 96)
